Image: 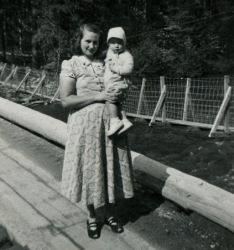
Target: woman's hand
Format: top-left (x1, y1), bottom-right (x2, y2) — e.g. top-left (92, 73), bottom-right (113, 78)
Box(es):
top-left (95, 90), bottom-right (122, 103)
top-left (94, 92), bottom-right (117, 103)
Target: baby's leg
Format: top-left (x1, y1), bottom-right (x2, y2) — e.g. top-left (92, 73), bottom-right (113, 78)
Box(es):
top-left (118, 105), bottom-right (133, 135)
top-left (106, 101), bottom-right (119, 118)
top-left (117, 103), bottom-right (128, 120)
top-left (106, 83), bottom-right (127, 136)
top-left (106, 102), bottom-right (123, 136)
top-left (120, 110), bottom-right (127, 119)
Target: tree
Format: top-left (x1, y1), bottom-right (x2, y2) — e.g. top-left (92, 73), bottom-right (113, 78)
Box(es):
top-left (0, 0), bottom-right (234, 75)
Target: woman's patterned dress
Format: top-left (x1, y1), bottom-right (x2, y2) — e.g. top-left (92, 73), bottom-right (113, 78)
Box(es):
top-left (60, 55), bottom-right (134, 209)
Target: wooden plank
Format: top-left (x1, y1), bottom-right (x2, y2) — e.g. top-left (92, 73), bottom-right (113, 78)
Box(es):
top-left (183, 78), bottom-right (191, 121)
top-left (135, 77), bottom-right (146, 120)
top-left (50, 86), bottom-right (60, 103)
top-left (0, 63), bottom-right (7, 81)
top-left (126, 112), bottom-right (234, 131)
top-left (209, 86), bottom-right (232, 137)
top-left (15, 68), bottom-right (31, 92)
top-left (126, 112), bottom-right (151, 119)
top-left (26, 90), bottom-right (59, 101)
top-left (149, 84), bottom-right (166, 126)
top-left (12, 66), bottom-right (19, 86)
top-left (26, 73), bottom-right (46, 102)
top-left (209, 131), bottom-right (231, 138)
top-left (6, 66), bottom-right (18, 87)
top-left (224, 75), bottom-right (230, 133)
top-left (0, 153), bottom-right (84, 250)
top-left (3, 65), bottom-right (16, 84)
top-left (160, 76), bottom-right (166, 122)
top-left (12, 66), bottom-right (18, 78)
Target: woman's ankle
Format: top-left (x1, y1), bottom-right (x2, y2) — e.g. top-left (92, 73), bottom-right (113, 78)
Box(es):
top-left (88, 216), bottom-right (97, 222)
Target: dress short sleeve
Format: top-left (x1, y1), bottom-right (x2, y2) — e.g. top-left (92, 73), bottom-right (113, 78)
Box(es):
top-left (60, 59), bottom-right (76, 79)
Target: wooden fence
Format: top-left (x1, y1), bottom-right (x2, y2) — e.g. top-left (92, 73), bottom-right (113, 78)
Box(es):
top-left (0, 62), bottom-right (233, 137)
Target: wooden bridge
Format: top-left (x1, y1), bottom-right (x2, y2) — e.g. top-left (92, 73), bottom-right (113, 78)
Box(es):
top-left (0, 74), bottom-right (234, 249)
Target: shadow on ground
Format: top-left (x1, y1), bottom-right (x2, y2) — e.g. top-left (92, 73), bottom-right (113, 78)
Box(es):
top-left (117, 185), bottom-right (164, 226)
top-left (0, 225), bottom-right (29, 250)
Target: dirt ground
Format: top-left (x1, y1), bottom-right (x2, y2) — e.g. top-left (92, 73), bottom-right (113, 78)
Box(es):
top-left (128, 120), bottom-right (234, 194)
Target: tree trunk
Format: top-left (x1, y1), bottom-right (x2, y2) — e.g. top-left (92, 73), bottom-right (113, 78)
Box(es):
top-left (31, 0), bottom-right (39, 68)
top-left (31, 34), bottom-right (38, 68)
top-left (0, 12), bottom-right (7, 61)
top-left (145, 0), bottom-right (164, 27)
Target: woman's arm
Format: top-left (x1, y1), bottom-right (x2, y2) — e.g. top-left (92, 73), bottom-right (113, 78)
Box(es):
top-left (59, 75), bottom-right (120, 110)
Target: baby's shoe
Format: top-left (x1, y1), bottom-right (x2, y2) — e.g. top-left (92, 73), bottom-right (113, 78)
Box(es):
top-left (107, 118), bottom-right (124, 136)
top-left (118, 119), bottom-right (133, 135)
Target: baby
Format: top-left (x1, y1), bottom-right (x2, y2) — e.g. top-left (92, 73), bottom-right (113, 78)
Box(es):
top-left (104, 27), bottom-right (134, 136)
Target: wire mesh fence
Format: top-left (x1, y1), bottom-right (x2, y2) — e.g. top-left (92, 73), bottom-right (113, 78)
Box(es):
top-left (0, 61), bottom-right (234, 132)
top-left (164, 77), bottom-right (187, 121)
top-left (123, 74), bottom-right (234, 132)
top-left (0, 62), bottom-right (59, 102)
top-left (189, 77), bottom-right (224, 124)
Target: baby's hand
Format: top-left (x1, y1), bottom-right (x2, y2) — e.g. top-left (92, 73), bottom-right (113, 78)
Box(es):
top-left (109, 62), bottom-right (119, 74)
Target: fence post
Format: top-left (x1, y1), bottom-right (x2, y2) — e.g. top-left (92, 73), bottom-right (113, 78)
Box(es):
top-left (10, 66), bottom-right (18, 87)
top-left (160, 76), bottom-right (166, 123)
top-left (183, 78), bottom-right (191, 121)
top-left (209, 86), bottom-right (232, 137)
top-left (26, 71), bottom-right (46, 102)
top-left (224, 75), bottom-right (230, 133)
top-left (15, 67), bottom-right (31, 93)
top-left (4, 65), bottom-right (17, 85)
top-left (149, 84), bottom-right (167, 126)
top-left (0, 63), bottom-right (7, 81)
top-left (12, 66), bottom-right (18, 78)
top-left (135, 77), bottom-right (146, 120)
top-left (50, 87), bottom-right (60, 103)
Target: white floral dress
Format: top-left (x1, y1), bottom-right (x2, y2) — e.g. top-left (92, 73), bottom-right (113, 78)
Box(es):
top-left (60, 55), bottom-right (134, 209)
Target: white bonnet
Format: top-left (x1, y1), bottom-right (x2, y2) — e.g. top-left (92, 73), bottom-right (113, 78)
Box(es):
top-left (107, 27), bottom-right (126, 46)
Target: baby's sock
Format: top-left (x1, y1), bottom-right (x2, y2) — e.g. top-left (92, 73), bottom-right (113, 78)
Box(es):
top-left (108, 117), bottom-right (123, 136)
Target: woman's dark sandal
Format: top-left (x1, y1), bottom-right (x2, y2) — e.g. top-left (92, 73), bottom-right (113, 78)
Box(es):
top-left (86, 220), bottom-right (101, 239)
top-left (105, 217), bottom-right (124, 233)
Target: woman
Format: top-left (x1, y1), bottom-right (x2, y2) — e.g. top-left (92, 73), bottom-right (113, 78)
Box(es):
top-left (59, 23), bottom-right (134, 239)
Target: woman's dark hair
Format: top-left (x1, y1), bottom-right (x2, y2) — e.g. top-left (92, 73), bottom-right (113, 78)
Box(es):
top-left (72, 23), bottom-right (103, 57)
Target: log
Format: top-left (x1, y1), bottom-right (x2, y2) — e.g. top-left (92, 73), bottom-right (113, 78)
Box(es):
top-left (131, 153), bottom-right (234, 232)
top-left (0, 97), bottom-right (233, 232)
top-left (0, 97), bottom-right (66, 146)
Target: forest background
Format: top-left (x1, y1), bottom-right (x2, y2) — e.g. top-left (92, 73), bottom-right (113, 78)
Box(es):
top-left (1, 0), bottom-right (234, 77)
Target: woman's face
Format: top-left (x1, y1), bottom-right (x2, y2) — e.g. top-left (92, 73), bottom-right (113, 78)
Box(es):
top-left (80, 29), bottom-right (100, 58)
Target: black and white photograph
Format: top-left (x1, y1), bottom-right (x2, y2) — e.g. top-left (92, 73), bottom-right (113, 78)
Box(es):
top-left (0, 0), bottom-right (234, 249)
